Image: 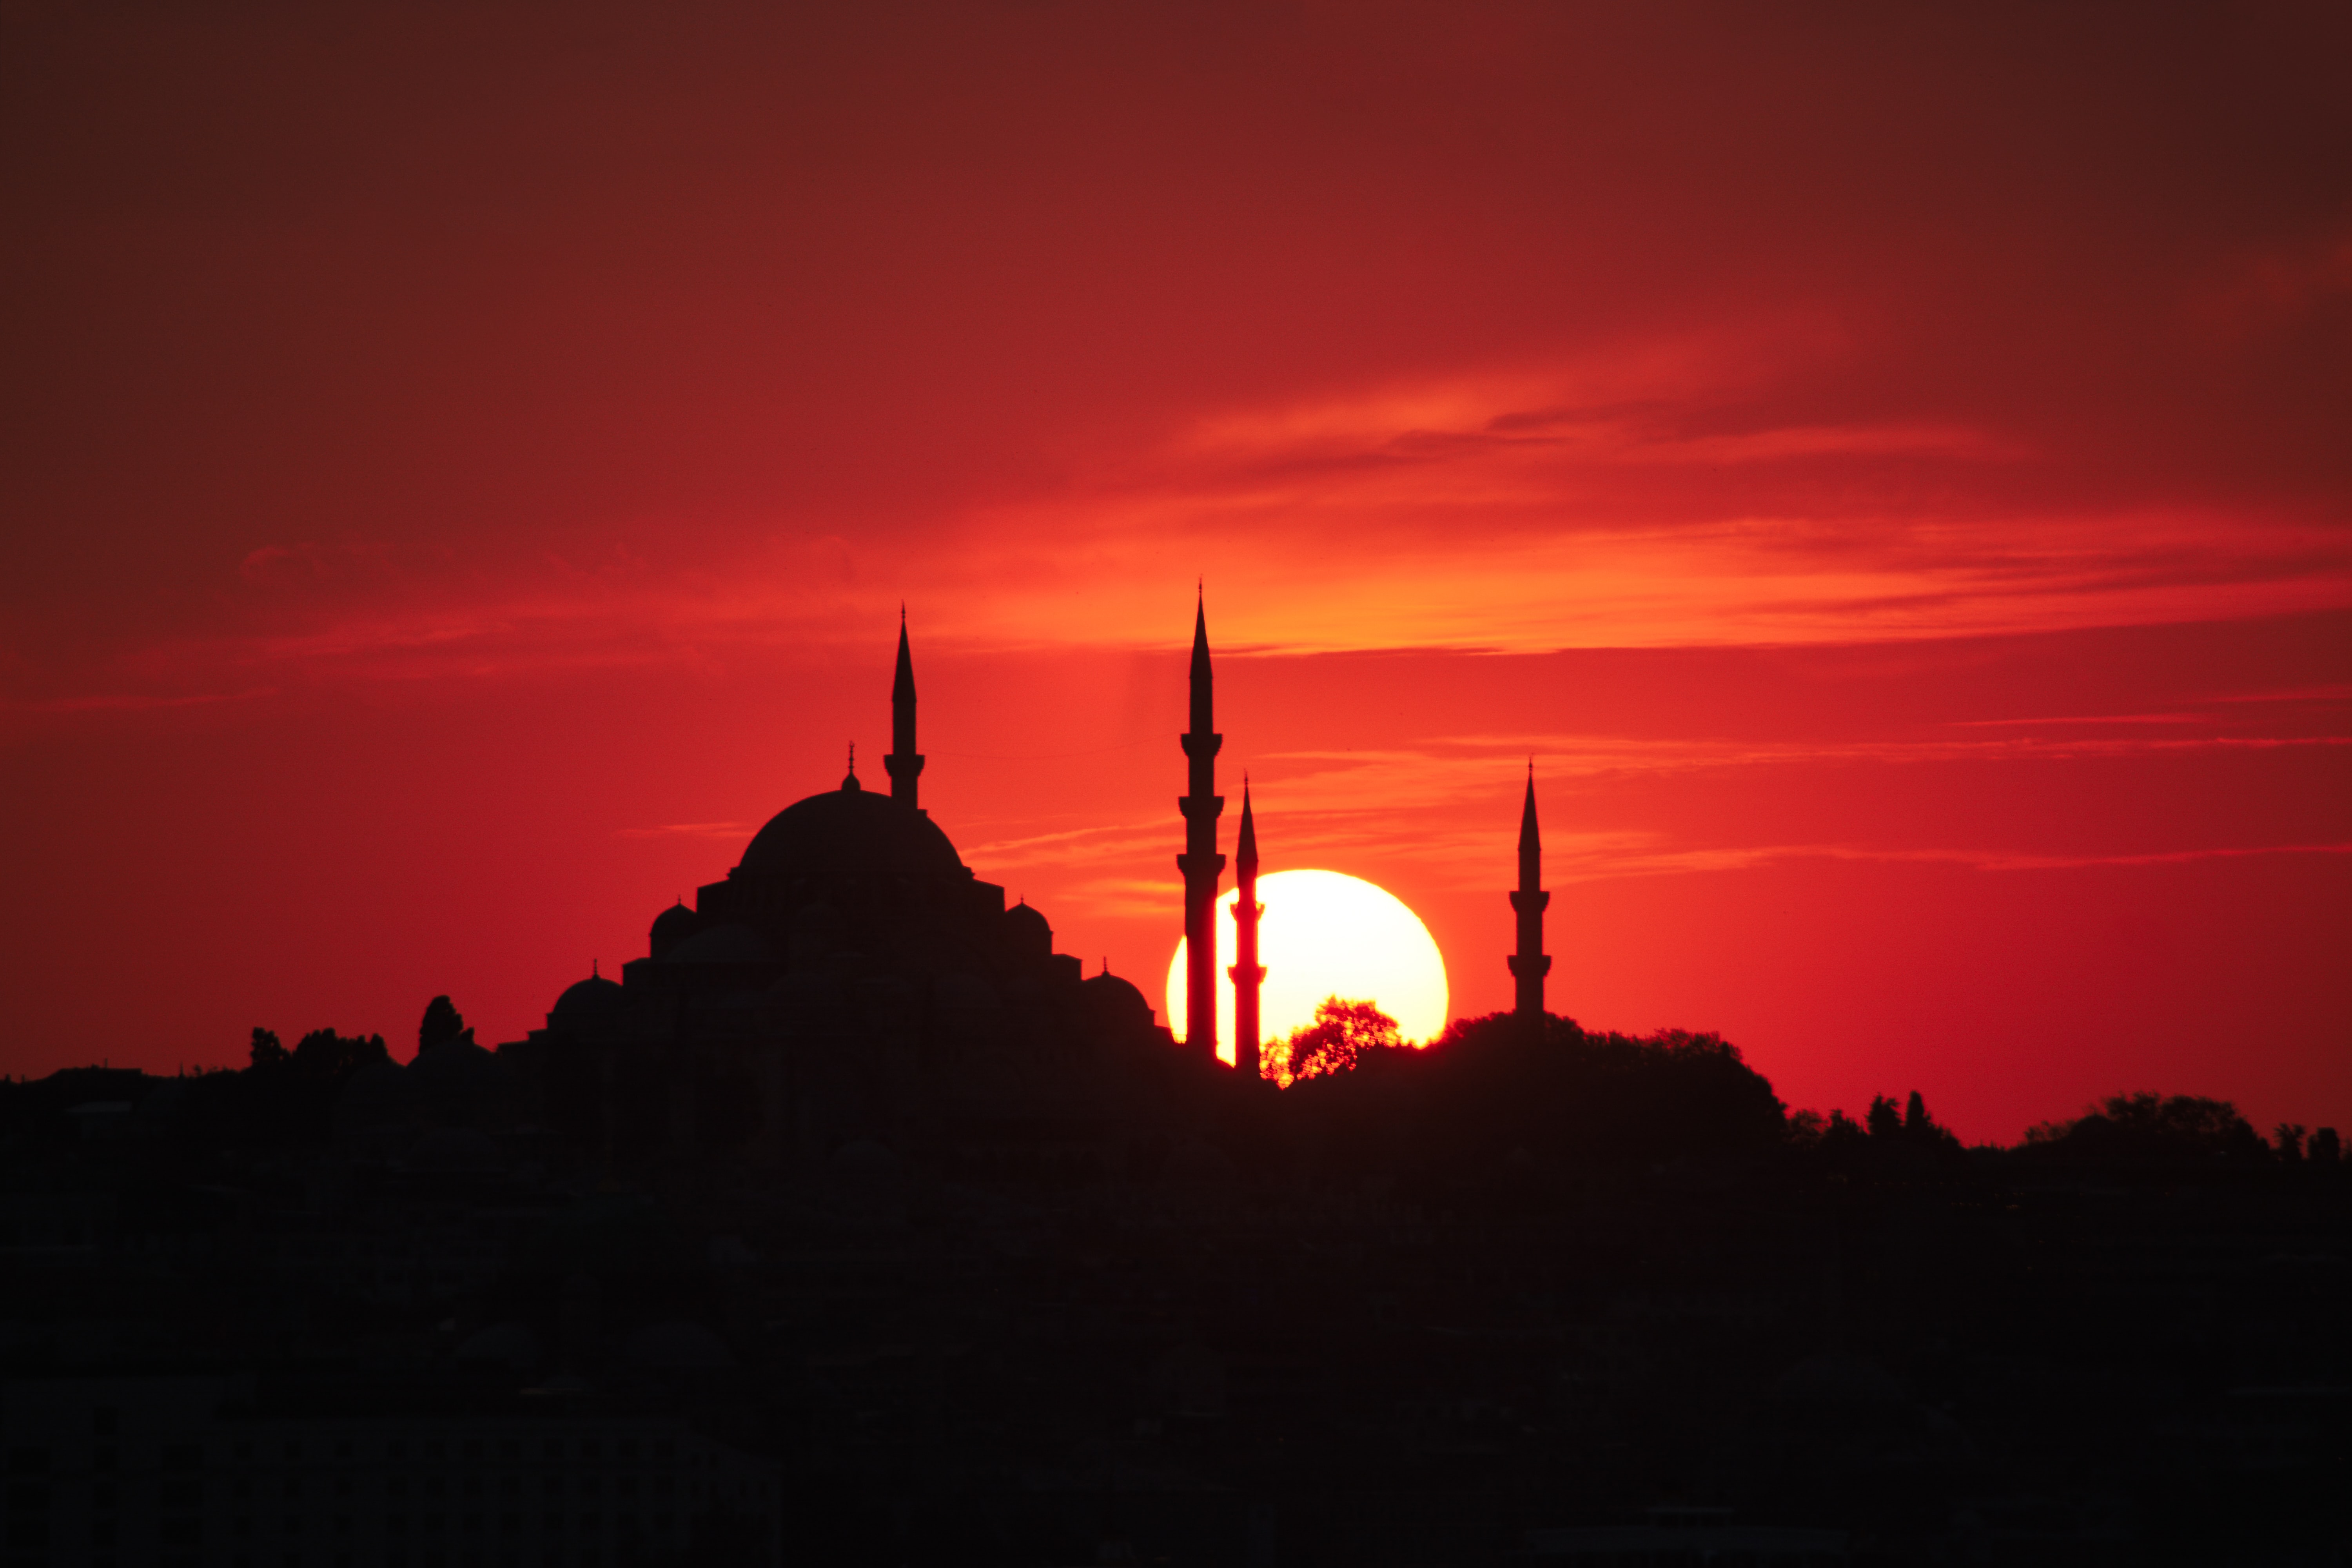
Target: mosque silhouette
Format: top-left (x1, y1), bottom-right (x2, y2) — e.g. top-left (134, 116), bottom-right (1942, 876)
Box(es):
top-left (508, 601), bottom-right (1549, 1168)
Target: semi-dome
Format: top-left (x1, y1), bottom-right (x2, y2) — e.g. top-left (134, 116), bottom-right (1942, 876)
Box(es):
top-left (648, 900), bottom-right (701, 957)
top-left (737, 780), bottom-right (966, 887)
top-left (549, 973), bottom-right (626, 1030)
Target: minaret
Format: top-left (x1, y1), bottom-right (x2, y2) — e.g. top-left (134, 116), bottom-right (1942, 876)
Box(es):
top-left (1177, 596), bottom-right (1225, 1058)
top-left (883, 609), bottom-right (924, 810)
top-left (1229, 779), bottom-right (1265, 1080)
top-left (1508, 764), bottom-right (1551, 1035)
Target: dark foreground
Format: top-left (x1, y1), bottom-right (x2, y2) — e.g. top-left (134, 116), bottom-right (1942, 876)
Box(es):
top-left (3, 1026), bottom-right (2347, 1567)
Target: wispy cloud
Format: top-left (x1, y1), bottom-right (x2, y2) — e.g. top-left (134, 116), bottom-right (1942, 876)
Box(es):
top-left (1566, 838), bottom-right (2352, 882)
top-left (614, 821), bottom-right (753, 841)
top-left (13, 343), bottom-right (2351, 718)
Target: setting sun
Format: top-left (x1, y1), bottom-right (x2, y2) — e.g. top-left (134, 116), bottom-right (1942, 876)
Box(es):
top-left (1166, 869), bottom-right (1450, 1060)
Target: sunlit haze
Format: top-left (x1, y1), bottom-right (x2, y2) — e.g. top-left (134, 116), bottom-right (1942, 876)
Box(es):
top-left (1165, 871), bottom-right (1451, 1060)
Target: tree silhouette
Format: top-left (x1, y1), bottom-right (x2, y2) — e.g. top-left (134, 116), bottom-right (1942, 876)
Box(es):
top-left (249, 1027), bottom-right (287, 1069)
top-left (418, 995), bottom-right (474, 1054)
top-left (293, 1027), bottom-right (390, 1082)
top-left (1867, 1094), bottom-right (1902, 1140)
top-left (1791, 1087), bottom-right (1964, 1176)
top-left (1271, 997), bottom-right (1401, 1087)
top-left (1820, 1107), bottom-right (1868, 1154)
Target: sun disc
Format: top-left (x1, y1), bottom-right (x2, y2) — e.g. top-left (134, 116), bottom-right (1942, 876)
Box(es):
top-left (1165, 869), bottom-right (1449, 1064)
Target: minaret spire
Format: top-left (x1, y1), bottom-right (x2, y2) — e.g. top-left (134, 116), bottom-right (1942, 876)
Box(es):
top-left (1508, 761), bottom-right (1551, 1036)
top-left (884, 607), bottom-right (925, 810)
top-left (1177, 592), bottom-right (1226, 1058)
top-left (1229, 777), bottom-right (1265, 1080)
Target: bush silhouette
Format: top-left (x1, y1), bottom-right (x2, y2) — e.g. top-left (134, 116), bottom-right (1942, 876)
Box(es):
top-left (2024, 1091), bottom-right (2268, 1165)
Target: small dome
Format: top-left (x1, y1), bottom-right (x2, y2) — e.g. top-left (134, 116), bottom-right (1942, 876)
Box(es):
top-left (666, 923), bottom-right (777, 965)
top-left (1081, 970), bottom-right (1155, 1033)
top-left (1003, 898), bottom-right (1053, 958)
top-left (648, 901), bottom-right (701, 958)
top-left (549, 974), bottom-right (625, 1032)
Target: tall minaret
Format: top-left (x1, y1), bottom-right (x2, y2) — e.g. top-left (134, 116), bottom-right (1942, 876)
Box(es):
top-left (1229, 779), bottom-right (1265, 1080)
top-left (1177, 595), bottom-right (1226, 1057)
top-left (1508, 764), bottom-right (1551, 1034)
top-left (884, 609), bottom-right (924, 810)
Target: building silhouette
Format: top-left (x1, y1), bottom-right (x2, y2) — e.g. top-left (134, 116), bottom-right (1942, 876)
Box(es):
top-left (508, 616), bottom-right (1184, 1173)
top-left (510, 606), bottom-right (1590, 1147)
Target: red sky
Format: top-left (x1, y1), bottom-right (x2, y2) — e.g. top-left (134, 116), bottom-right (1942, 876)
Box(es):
top-left (3, 2), bottom-right (2347, 1141)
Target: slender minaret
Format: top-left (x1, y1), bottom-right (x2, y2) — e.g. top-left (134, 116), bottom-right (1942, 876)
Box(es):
top-left (1508, 764), bottom-right (1551, 1035)
top-left (883, 608), bottom-right (924, 810)
top-left (1229, 779), bottom-right (1265, 1080)
top-left (1177, 596), bottom-right (1226, 1057)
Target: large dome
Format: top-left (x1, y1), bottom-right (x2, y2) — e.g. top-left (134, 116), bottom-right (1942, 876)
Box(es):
top-left (737, 779), bottom-right (966, 887)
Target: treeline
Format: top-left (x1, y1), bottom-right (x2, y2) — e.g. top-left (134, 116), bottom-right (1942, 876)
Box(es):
top-left (2022, 1090), bottom-right (2340, 1168)
top-left (1263, 1001), bottom-right (2343, 1189)
top-left (5, 994), bottom-right (2341, 1186)
top-left (1269, 1007), bottom-right (1791, 1190)
top-left (0, 1000), bottom-right (492, 1152)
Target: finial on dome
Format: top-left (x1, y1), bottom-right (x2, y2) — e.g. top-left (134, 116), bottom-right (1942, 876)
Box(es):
top-left (592, 958), bottom-right (599, 978)
top-left (842, 742), bottom-right (862, 792)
